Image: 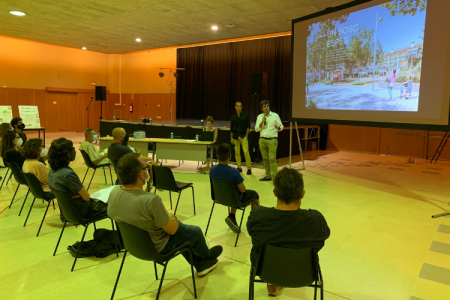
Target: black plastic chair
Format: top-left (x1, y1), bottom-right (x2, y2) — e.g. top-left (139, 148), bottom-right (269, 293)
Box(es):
top-left (23, 173), bottom-right (56, 236)
top-left (111, 221), bottom-right (197, 300)
top-left (8, 162), bottom-right (30, 215)
top-left (249, 245), bottom-right (323, 300)
top-left (51, 190), bottom-right (118, 271)
top-left (206, 178), bottom-right (257, 247)
top-left (152, 165), bottom-right (195, 216)
top-left (0, 162), bottom-right (13, 189)
top-left (80, 150), bottom-right (113, 191)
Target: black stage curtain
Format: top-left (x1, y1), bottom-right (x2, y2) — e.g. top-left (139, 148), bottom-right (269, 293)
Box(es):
top-left (176, 36), bottom-right (291, 122)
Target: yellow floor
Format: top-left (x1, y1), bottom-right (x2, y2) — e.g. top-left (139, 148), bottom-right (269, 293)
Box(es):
top-left (1, 132), bottom-right (449, 300)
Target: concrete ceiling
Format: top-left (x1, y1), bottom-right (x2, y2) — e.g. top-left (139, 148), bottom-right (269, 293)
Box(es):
top-left (1, 0), bottom-right (353, 54)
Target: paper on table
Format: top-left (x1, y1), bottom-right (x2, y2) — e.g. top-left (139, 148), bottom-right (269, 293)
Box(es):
top-left (185, 140), bottom-right (196, 142)
top-left (90, 185), bottom-right (117, 203)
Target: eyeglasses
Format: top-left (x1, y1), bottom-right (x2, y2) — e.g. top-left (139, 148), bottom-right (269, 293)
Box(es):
top-left (142, 166), bottom-right (149, 171)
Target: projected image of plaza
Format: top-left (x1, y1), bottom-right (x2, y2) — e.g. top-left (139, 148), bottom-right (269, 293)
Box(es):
top-left (305, 0), bottom-right (427, 111)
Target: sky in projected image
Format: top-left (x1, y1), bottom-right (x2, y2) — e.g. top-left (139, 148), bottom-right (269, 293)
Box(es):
top-left (305, 0), bottom-right (427, 112)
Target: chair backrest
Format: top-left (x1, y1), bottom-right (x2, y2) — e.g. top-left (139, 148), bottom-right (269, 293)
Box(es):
top-left (210, 178), bottom-right (242, 208)
top-left (80, 150), bottom-right (96, 169)
top-left (152, 165), bottom-right (178, 191)
top-left (257, 245), bottom-right (319, 288)
top-left (115, 221), bottom-right (161, 262)
top-left (23, 172), bottom-right (50, 200)
top-left (51, 190), bottom-right (88, 225)
top-left (8, 161), bottom-right (28, 186)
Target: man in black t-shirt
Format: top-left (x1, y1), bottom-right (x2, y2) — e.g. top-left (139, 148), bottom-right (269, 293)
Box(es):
top-left (230, 101), bottom-right (252, 175)
top-left (108, 128), bottom-right (133, 185)
top-left (247, 167), bottom-right (330, 297)
top-left (11, 117), bottom-right (27, 150)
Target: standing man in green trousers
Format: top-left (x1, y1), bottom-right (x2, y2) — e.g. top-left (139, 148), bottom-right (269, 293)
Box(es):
top-left (255, 100), bottom-right (283, 181)
top-left (230, 101), bottom-right (252, 175)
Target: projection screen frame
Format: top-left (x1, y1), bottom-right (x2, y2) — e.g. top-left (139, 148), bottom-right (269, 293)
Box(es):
top-left (289, 0), bottom-right (450, 131)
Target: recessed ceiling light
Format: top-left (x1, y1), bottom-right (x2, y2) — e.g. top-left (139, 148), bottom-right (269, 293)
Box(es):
top-left (135, 38), bottom-right (141, 42)
top-left (10, 11), bottom-right (26, 16)
top-left (81, 47), bottom-right (87, 50)
top-left (211, 26), bottom-right (218, 30)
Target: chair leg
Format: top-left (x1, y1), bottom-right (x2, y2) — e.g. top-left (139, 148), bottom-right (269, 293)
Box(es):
top-left (82, 168), bottom-right (89, 184)
top-left (71, 225), bottom-right (89, 272)
top-left (156, 263), bottom-right (168, 300)
top-left (0, 168), bottom-right (9, 189)
top-left (6, 173), bottom-right (12, 185)
top-left (235, 207), bottom-right (246, 247)
top-left (173, 192), bottom-right (182, 215)
top-left (111, 250), bottom-right (127, 300)
top-left (154, 262), bottom-right (158, 280)
top-left (9, 184), bottom-right (20, 209)
top-left (23, 197), bottom-right (36, 227)
top-left (52, 199), bottom-right (55, 210)
top-left (191, 186), bottom-right (195, 215)
top-left (205, 202), bottom-right (215, 236)
top-left (37, 200), bottom-right (51, 237)
top-left (111, 219), bottom-right (119, 257)
top-left (103, 167), bottom-right (107, 184)
top-left (54, 221), bottom-right (67, 256)
top-left (93, 222), bottom-right (97, 231)
top-left (87, 169), bottom-right (96, 191)
top-left (314, 281), bottom-right (318, 300)
top-left (169, 191), bottom-right (172, 210)
top-left (18, 188), bottom-right (30, 216)
top-left (188, 249), bottom-right (197, 299)
top-left (109, 166), bottom-right (113, 186)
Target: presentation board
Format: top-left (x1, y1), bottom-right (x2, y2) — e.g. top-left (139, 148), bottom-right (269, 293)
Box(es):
top-left (291, 0), bottom-right (450, 130)
top-left (0, 106), bottom-right (13, 124)
top-left (19, 106), bottom-right (41, 128)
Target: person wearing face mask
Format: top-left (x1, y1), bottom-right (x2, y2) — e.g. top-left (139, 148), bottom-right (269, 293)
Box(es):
top-left (0, 130), bottom-right (26, 169)
top-left (80, 128), bottom-right (110, 166)
top-left (107, 128), bottom-right (133, 185)
top-left (48, 138), bottom-right (107, 218)
top-left (108, 153), bottom-right (223, 277)
top-left (11, 117), bottom-right (27, 149)
top-left (199, 116), bottom-right (218, 171)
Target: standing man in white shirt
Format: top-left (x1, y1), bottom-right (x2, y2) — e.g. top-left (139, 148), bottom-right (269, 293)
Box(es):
top-left (255, 100), bottom-right (283, 181)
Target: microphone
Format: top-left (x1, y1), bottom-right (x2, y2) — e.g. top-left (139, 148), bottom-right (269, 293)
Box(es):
top-left (263, 113), bottom-right (267, 126)
top-left (91, 96), bottom-right (94, 99)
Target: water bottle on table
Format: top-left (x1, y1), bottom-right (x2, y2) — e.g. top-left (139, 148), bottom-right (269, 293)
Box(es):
top-left (196, 134), bottom-right (199, 142)
top-left (171, 132), bottom-right (174, 140)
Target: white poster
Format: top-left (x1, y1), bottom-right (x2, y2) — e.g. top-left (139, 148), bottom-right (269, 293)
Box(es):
top-left (0, 106), bottom-right (13, 124)
top-left (19, 106), bottom-right (41, 128)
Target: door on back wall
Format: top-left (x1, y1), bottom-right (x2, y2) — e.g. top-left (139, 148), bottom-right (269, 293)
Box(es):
top-left (47, 92), bottom-right (77, 132)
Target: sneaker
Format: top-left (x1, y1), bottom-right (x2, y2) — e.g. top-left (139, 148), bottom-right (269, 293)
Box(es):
top-left (247, 169), bottom-right (252, 175)
top-left (225, 217), bottom-right (240, 233)
top-left (196, 258), bottom-right (219, 277)
top-left (237, 168), bottom-right (242, 172)
top-left (209, 245), bottom-right (223, 259)
top-left (259, 177), bottom-right (272, 181)
top-left (267, 284), bottom-right (284, 297)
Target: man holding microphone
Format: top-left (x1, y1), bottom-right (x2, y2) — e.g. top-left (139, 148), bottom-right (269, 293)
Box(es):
top-left (255, 100), bottom-right (283, 181)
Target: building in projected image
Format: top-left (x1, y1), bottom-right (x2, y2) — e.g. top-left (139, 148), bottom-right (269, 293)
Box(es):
top-left (380, 43), bottom-right (423, 72)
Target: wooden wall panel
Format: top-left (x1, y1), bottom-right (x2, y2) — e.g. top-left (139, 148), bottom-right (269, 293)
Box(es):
top-left (379, 129), bottom-right (426, 157)
top-left (19, 89), bottom-right (35, 106)
top-left (58, 93), bottom-right (72, 131)
top-left (363, 127), bottom-right (381, 153)
top-left (34, 90), bottom-right (47, 129)
top-left (327, 125), bottom-right (348, 151)
top-left (7, 89), bottom-right (21, 118)
top-left (69, 93), bottom-right (77, 132)
top-left (0, 88), bottom-right (6, 105)
top-left (46, 92), bottom-right (59, 132)
top-left (346, 126), bottom-right (365, 152)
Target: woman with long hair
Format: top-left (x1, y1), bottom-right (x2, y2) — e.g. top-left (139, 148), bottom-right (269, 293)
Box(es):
top-left (200, 116), bottom-right (218, 170)
top-left (47, 138), bottom-right (107, 218)
top-left (0, 130), bottom-right (25, 168)
top-left (0, 122), bottom-right (12, 168)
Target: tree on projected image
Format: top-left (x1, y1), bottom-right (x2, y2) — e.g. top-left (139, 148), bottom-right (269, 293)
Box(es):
top-left (380, 0), bottom-right (427, 17)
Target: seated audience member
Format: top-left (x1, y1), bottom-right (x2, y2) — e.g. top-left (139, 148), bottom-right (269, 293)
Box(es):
top-left (22, 139), bottom-right (67, 222)
top-left (247, 167), bottom-right (331, 297)
top-left (0, 130), bottom-right (25, 169)
top-left (108, 128), bottom-right (133, 167)
top-left (0, 123), bottom-right (12, 168)
top-left (79, 128), bottom-right (109, 165)
top-left (199, 116), bottom-right (218, 171)
top-left (48, 138), bottom-right (107, 219)
top-left (11, 117), bottom-right (27, 149)
top-left (209, 143), bottom-right (260, 233)
top-left (108, 153), bottom-right (223, 276)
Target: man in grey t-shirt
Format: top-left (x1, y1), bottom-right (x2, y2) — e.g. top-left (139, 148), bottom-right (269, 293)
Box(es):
top-left (108, 153), bottom-right (223, 277)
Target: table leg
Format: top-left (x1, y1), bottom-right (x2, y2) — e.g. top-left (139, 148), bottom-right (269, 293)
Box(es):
top-left (304, 128), bottom-right (307, 152)
top-left (43, 129), bottom-right (46, 146)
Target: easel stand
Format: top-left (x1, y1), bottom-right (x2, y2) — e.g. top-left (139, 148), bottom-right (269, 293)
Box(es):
top-left (289, 122), bottom-right (305, 170)
top-left (430, 132), bottom-right (449, 218)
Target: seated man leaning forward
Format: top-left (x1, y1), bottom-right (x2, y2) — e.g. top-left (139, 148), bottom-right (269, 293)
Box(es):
top-left (209, 143), bottom-right (260, 233)
top-left (48, 138), bottom-right (108, 219)
top-left (247, 167), bottom-right (330, 297)
top-left (107, 153), bottom-right (223, 277)
top-left (108, 127), bottom-right (133, 167)
top-left (80, 128), bottom-right (110, 165)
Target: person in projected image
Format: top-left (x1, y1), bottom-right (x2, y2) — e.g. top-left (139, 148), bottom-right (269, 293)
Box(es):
top-left (388, 69), bottom-right (397, 100)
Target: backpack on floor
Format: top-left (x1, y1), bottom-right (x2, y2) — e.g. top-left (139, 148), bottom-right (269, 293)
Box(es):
top-left (68, 228), bottom-right (123, 258)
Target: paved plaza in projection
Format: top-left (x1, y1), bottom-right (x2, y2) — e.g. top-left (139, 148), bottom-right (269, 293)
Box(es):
top-left (307, 84), bottom-right (419, 111)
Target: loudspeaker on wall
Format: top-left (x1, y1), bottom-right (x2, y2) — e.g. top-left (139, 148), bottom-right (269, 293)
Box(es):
top-left (95, 86), bottom-right (106, 101)
top-left (251, 72), bottom-right (267, 95)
